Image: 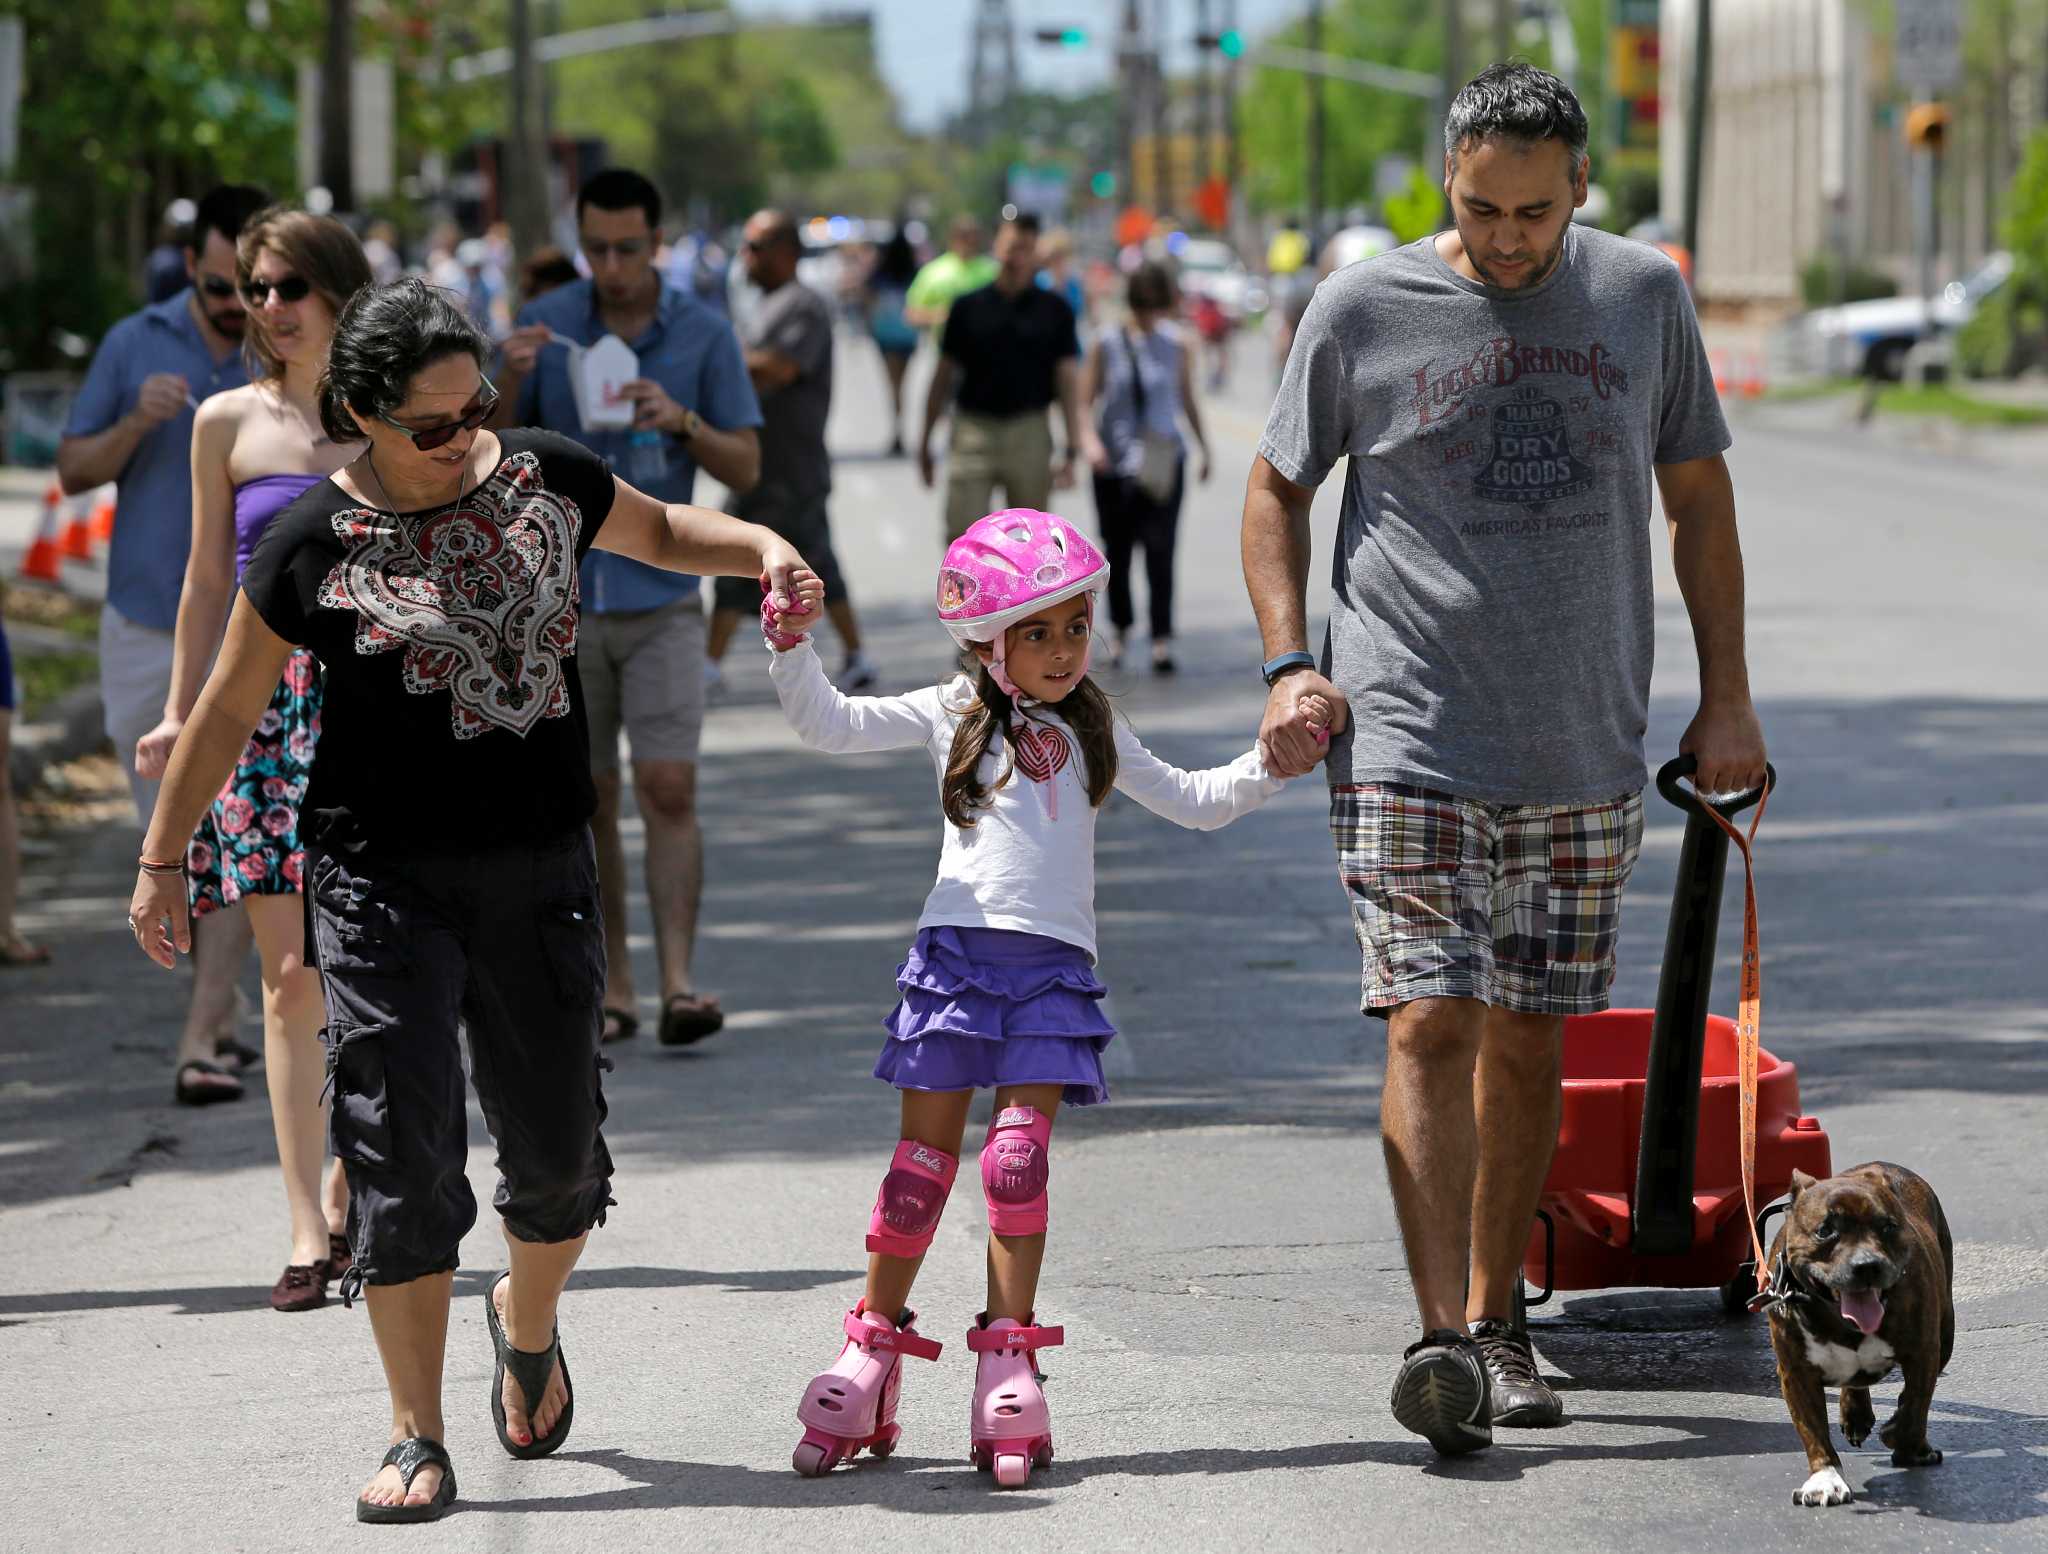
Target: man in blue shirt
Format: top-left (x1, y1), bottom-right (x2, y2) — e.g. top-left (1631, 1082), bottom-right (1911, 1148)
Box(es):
top-left (498, 167), bottom-right (762, 1048)
top-left (59, 182), bottom-right (271, 1105)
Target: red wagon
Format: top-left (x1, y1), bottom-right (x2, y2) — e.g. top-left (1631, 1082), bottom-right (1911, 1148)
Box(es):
top-left (1518, 758), bottom-right (1832, 1320)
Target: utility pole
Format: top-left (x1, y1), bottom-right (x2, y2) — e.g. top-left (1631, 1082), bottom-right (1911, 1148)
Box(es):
top-left (1493, 0), bottom-right (1514, 63)
top-left (1223, 0), bottom-right (1241, 237)
top-left (319, 0), bottom-right (355, 211)
top-left (1195, 0), bottom-right (1214, 193)
top-left (1150, 0), bottom-right (1172, 217)
top-left (507, 0), bottom-right (551, 258)
top-left (1117, 0), bottom-right (1142, 210)
top-left (1682, 0), bottom-right (1712, 288)
top-left (1306, 0), bottom-right (1325, 247)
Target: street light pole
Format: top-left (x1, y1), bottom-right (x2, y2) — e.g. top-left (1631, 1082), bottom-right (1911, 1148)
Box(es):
top-left (1306, 0), bottom-right (1325, 247)
top-left (1196, 0), bottom-right (1213, 196)
top-left (1682, 0), bottom-right (1712, 291)
top-left (507, 0), bottom-right (551, 258)
top-left (319, 0), bottom-right (355, 211)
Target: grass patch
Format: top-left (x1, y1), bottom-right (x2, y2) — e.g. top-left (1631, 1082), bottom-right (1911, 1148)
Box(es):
top-left (1872, 384), bottom-right (2048, 427)
top-left (1757, 378), bottom-right (2048, 426)
top-left (13, 648), bottom-right (97, 719)
top-left (2, 585), bottom-right (101, 640)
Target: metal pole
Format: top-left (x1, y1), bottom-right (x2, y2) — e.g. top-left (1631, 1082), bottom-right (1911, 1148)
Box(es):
top-left (1914, 96), bottom-right (1937, 336)
top-left (1306, 0), bottom-right (1324, 248)
top-left (507, 0), bottom-right (551, 259)
top-left (1682, 0), bottom-right (1712, 289)
top-left (1152, 0), bottom-right (1172, 219)
top-left (1223, 0), bottom-right (1240, 244)
top-left (1494, 0), bottom-right (1514, 64)
top-left (320, 0), bottom-right (355, 210)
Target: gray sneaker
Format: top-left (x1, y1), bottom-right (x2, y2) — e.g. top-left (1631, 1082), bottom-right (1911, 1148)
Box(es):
top-left (1390, 1329), bottom-right (1492, 1455)
top-left (1470, 1318), bottom-right (1565, 1428)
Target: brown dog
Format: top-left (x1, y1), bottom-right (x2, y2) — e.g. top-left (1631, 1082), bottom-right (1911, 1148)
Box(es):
top-left (1761, 1162), bottom-right (1955, 1507)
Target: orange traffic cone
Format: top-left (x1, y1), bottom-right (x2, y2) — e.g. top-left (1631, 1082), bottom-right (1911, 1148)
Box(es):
top-left (1738, 353), bottom-right (1767, 399)
top-left (17, 484), bottom-right (66, 584)
top-left (1710, 349), bottom-right (1731, 397)
top-left (90, 485), bottom-right (116, 544)
top-left (59, 488), bottom-right (96, 561)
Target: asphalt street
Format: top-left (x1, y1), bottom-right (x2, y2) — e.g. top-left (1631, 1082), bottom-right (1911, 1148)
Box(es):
top-left (3, 327), bottom-right (2045, 1551)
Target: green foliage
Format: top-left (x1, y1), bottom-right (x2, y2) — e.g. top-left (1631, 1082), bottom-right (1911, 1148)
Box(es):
top-left (1957, 128), bottom-right (2048, 379)
top-left (1799, 256), bottom-right (1899, 307)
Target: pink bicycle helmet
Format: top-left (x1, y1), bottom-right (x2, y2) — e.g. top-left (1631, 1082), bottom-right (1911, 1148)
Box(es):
top-left (937, 509), bottom-right (1109, 697)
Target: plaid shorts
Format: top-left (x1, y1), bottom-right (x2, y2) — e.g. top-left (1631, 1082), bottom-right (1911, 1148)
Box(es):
top-left (1330, 783), bottom-right (1645, 1018)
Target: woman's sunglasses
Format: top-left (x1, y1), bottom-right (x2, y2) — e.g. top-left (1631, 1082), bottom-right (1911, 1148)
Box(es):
top-left (376, 378), bottom-right (500, 452)
top-left (241, 274), bottom-right (313, 306)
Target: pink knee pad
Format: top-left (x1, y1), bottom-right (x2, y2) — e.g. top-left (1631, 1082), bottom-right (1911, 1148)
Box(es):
top-left (866, 1139), bottom-right (959, 1258)
top-left (981, 1105), bottom-right (1053, 1236)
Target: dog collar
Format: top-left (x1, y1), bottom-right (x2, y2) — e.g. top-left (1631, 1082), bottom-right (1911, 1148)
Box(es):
top-left (1747, 1252), bottom-right (1812, 1317)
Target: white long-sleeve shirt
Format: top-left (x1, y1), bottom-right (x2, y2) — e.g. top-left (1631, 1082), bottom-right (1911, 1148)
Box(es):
top-left (769, 640), bottom-right (1284, 960)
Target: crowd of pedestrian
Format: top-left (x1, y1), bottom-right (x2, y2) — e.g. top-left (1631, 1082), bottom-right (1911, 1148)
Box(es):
top-left (14, 57), bottom-right (1773, 1522)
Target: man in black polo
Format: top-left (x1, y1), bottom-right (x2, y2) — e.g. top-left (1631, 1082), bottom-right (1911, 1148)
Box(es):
top-left (917, 212), bottom-right (1085, 540)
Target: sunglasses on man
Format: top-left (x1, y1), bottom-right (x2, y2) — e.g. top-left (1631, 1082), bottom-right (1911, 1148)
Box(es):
top-left (196, 275), bottom-right (240, 300)
top-left (375, 377), bottom-right (500, 452)
top-left (242, 274), bottom-right (314, 306)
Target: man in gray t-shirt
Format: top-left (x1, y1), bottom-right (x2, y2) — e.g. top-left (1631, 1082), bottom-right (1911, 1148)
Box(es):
top-left (1243, 63), bottom-right (1766, 1455)
top-left (706, 208), bottom-right (876, 690)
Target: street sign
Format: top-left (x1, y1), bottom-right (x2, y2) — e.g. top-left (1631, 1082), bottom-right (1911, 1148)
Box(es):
top-left (1894, 0), bottom-right (1962, 92)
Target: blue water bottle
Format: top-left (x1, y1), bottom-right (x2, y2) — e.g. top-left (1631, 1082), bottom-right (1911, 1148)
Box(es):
top-left (626, 427), bottom-right (668, 487)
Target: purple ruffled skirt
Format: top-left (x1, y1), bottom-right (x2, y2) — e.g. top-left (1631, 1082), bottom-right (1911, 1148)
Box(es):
top-left (875, 925), bottom-right (1115, 1106)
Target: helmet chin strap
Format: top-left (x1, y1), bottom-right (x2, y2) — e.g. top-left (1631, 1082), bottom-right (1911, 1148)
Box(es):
top-left (986, 594), bottom-right (1094, 704)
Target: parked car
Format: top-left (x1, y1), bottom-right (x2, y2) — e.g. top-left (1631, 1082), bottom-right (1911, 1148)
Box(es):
top-left (1319, 223), bottom-right (1398, 276)
top-left (1795, 251), bottom-right (2014, 380)
top-left (1175, 238), bottom-right (1265, 320)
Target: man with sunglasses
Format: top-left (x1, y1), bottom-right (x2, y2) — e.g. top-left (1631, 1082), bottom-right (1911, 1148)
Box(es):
top-left (496, 166), bottom-right (763, 1050)
top-left (58, 182), bottom-right (272, 1102)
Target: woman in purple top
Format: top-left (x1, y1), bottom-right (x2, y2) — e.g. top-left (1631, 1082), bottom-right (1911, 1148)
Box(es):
top-left (137, 208), bottom-right (372, 1310)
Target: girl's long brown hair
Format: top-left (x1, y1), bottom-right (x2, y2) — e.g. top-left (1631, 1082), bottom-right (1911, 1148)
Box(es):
top-left (942, 665), bottom-right (1118, 828)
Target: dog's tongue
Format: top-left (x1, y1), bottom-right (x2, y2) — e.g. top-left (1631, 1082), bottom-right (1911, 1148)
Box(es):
top-left (1838, 1288), bottom-right (1886, 1335)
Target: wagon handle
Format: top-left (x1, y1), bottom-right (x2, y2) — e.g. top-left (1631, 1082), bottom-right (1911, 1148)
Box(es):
top-left (1656, 754), bottom-right (1776, 821)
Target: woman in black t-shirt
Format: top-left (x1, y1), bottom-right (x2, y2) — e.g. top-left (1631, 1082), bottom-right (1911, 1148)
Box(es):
top-left (125, 279), bottom-right (822, 1524)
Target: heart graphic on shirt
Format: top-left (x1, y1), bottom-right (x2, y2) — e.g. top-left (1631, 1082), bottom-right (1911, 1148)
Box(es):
top-left (1011, 723), bottom-right (1070, 785)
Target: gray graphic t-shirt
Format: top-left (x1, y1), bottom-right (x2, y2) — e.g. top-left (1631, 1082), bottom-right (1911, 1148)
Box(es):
top-left (1258, 225), bottom-right (1730, 805)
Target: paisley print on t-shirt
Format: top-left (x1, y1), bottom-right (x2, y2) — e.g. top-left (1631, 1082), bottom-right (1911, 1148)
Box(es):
top-left (317, 451), bottom-right (582, 740)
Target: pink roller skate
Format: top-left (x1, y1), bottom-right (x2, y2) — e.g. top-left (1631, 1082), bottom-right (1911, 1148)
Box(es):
top-left (793, 1302), bottom-right (943, 1477)
top-left (967, 1313), bottom-right (1065, 1488)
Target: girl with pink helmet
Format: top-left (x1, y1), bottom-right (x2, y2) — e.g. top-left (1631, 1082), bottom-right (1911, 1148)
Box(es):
top-left (761, 507), bottom-right (1329, 1488)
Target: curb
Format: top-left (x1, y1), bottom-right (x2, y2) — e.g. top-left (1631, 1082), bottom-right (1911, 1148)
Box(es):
top-left (8, 679), bottom-right (107, 796)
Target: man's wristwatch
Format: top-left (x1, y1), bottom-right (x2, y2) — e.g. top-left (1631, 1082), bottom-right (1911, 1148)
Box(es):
top-left (679, 407), bottom-right (702, 444)
top-left (1261, 650), bottom-right (1318, 687)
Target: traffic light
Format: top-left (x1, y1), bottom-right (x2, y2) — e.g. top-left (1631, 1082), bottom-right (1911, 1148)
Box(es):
top-left (1032, 27), bottom-right (1088, 48)
top-left (1903, 102), bottom-right (1951, 153)
top-left (1090, 170), bottom-right (1117, 199)
top-left (1195, 30), bottom-right (1245, 58)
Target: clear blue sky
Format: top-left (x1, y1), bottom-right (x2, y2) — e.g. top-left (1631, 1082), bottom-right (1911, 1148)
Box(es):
top-left (732, 0), bottom-right (1311, 130)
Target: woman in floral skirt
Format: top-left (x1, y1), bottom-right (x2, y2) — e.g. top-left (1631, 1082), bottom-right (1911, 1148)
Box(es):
top-left (136, 207), bottom-right (371, 1310)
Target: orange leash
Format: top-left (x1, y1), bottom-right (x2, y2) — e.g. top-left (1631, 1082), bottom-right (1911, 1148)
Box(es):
top-left (1699, 782), bottom-right (1769, 1289)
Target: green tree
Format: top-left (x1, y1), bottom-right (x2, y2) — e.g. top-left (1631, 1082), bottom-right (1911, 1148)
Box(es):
top-left (1957, 128), bottom-right (2048, 376)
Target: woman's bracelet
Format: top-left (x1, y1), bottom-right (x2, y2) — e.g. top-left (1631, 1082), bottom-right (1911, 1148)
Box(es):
top-left (138, 856), bottom-right (187, 876)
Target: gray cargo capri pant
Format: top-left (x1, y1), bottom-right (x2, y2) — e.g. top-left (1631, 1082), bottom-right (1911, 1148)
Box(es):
top-left (307, 827), bottom-right (615, 1295)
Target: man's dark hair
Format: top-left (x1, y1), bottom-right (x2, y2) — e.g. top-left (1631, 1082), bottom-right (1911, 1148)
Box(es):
top-left (999, 211), bottom-right (1042, 239)
top-left (189, 184), bottom-right (273, 258)
top-left (1128, 260), bottom-right (1175, 313)
top-left (753, 209), bottom-right (801, 254)
top-left (577, 167), bottom-right (662, 230)
top-left (1444, 61), bottom-right (1588, 169)
top-left (319, 278), bottom-right (490, 443)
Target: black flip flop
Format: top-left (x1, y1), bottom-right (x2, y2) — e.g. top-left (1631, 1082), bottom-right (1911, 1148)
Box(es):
top-left (355, 1436), bottom-right (457, 1524)
top-left (658, 993), bottom-right (724, 1047)
top-left (174, 1059), bottom-right (244, 1106)
top-left (485, 1272), bottom-right (574, 1459)
top-left (601, 1006), bottom-right (639, 1044)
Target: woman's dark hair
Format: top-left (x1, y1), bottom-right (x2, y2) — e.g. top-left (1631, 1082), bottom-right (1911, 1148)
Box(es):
top-left (236, 207), bottom-right (373, 381)
top-left (942, 663), bottom-right (1117, 829)
top-left (1444, 61), bottom-right (1588, 169)
top-left (877, 228), bottom-right (918, 286)
top-left (1128, 260), bottom-right (1175, 314)
top-left (318, 278), bottom-right (490, 444)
